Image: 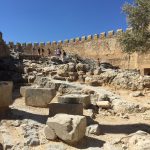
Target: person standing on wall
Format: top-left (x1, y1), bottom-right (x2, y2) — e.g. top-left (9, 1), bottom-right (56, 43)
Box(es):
top-left (42, 48), bottom-right (45, 57)
top-left (32, 47), bottom-right (36, 55)
top-left (38, 48), bottom-right (41, 56)
top-left (62, 50), bottom-right (66, 62)
top-left (56, 48), bottom-right (61, 57)
top-left (47, 48), bottom-right (51, 57)
top-left (96, 58), bottom-right (101, 67)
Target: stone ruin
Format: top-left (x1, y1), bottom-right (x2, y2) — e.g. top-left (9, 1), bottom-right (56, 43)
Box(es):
top-left (0, 32), bottom-right (150, 150)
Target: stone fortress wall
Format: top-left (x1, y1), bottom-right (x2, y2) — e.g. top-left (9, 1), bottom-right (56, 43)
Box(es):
top-left (0, 32), bottom-right (10, 58)
top-left (8, 28), bottom-right (150, 75)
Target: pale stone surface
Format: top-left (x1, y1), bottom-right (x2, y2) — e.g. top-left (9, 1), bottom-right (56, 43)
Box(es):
top-left (46, 114), bottom-right (86, 144)
top-left (44, 125), bottom-right (57, 140)
top-left (25, 88), bottom-right (56, 107)
top-left (48, 103), bottom-right (83, 117)
top-left (0, 81), bottom-right (13, 107)
top-left (86, 124), bottom-right (101, 135)
top-left (96, 101), bottom-right (111, 109)
top-left (20, 86), bottom-right (30, 97)
top-left (57, 94), bottom-right (91, 108)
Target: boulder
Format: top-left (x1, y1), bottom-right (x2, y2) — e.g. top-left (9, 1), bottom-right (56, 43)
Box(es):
top-left (0, 81), bottom-right (13, 107)
top-left (46, 114), bottom-right (86, 144)
top-left (48, 103), bottom-right (83, 117)
top-left (120, 130), bottom-right (150, 150)
top-left (58, 94), bottom-right (91, 108)
top-left (25, 88), bottom-right (56, 107)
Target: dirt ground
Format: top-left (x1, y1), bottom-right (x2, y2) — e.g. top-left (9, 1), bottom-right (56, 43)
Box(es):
top-left (1, 86), bottom-right (150, 150)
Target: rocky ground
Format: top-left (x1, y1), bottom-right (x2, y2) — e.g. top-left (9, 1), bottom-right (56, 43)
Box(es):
top-left (0, 52), bottom-right (150, 150)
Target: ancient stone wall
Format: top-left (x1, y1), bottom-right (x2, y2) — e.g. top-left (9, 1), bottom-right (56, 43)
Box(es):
top-left (8, 28), bottom-right (150, 73)
top-left (0, 32), bottom-right (10, 58)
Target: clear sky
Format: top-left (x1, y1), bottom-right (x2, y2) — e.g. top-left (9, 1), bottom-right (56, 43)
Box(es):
top-left (0, 0), bottom-right (134, 43)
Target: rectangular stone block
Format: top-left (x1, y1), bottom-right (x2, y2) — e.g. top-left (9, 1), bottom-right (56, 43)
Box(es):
top-left (100, 32), bottom-right (106, 38)
top-left (93, 34), bottom-right (99, 40)
top-left (81, 36), bottom-right (86, 41)
top-left (69, 38), bottom-right (75, 43)
top-left (87, 35), bottom-right (92, 41)
top-left (25, 88), bottom-right (56, 107)
top-left (48, 103), bottom-right (83, 117)
top-left (0, 81), bottom-right (13, 107)
top-left (75, 37), bottom-right (80, 42)
top-left (64, 39), bottom-right (69, 44)
top-left (57, 94), bottom-right (91, 109)
top-left (108, 30), bottom-right (114, 37)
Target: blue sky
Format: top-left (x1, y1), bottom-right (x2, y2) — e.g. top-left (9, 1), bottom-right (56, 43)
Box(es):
top-left (0, 0), bottom-right (134, 43)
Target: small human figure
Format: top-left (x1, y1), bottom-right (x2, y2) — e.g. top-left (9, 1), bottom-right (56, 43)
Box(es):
top-left (38, 48), bottom-right (41, 56)
top-left (42, 48), bottom-right (44, 57)
top-left (97, 58), bottom-right (101, 67)
top-left (56, 48), bottom-right (61, 57)
top-left (32, 47), bottom-right (36, 55)
top-left (47, 48), bottom-right (51, 56)
top-left (62, 50), bottom-right (66, 62)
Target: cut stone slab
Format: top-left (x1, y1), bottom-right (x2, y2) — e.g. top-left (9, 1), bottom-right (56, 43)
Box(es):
top-left (25, 88), bottom-right (56, 107)
top-left (0, 81), bottom-right (13, 107)
top-left (46, 114), bottom-right (86, 144)
top-left (48, 103), bottom-right (83, 117)
top-left (57, 94), bottom-right (91, 108)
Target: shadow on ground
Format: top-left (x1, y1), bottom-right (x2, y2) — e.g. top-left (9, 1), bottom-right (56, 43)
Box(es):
top-left (0, 108), bottom-right (48, 124)
top-left (66, 136), bottom-right (105, 149)
top-left (99, 123), bottom-right (150, 134)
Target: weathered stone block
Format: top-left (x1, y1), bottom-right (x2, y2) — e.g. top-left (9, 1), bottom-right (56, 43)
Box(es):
top-left (93, 34), bottom-right (99, 40)
top-left (108, 30), bottom-right (114, 37)
top-left (0, 81), bottom-right (13, 107)
top-left (25, 88), bottom-right (56, 107)
top-left (20, 86), bottom-right (30, 97)
top-left (81, 36), bottom-right (86, 41)
top-left (46, 114), bottom-right (86, 144)
top-left (100, 32), bottom-right (106, 38)
top-left (57, 94), bottom-right (91, 108)
top-left (64, 39), bottom-right (69, 44)
top-left (48, 103), bottom-right (83, 117)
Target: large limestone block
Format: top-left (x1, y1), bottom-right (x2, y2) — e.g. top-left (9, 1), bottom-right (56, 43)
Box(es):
top-left (46, 114), bottom-right (86, 144)
top-left (48, 103), bottom-right (83, 117)
top-left (25, 88), bottom-right (56, 107)
top-left (57, 94), bottom-right (91, 108)
top-left (0, 81), bottom-right (13, 107)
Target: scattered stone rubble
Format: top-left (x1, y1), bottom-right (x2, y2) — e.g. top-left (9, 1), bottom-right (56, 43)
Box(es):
top-left (0, 49), bottom-right (150, 149)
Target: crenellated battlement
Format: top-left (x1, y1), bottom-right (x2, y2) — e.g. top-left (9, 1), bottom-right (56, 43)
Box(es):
top-left (7, 28), bottom-right (130, 47)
